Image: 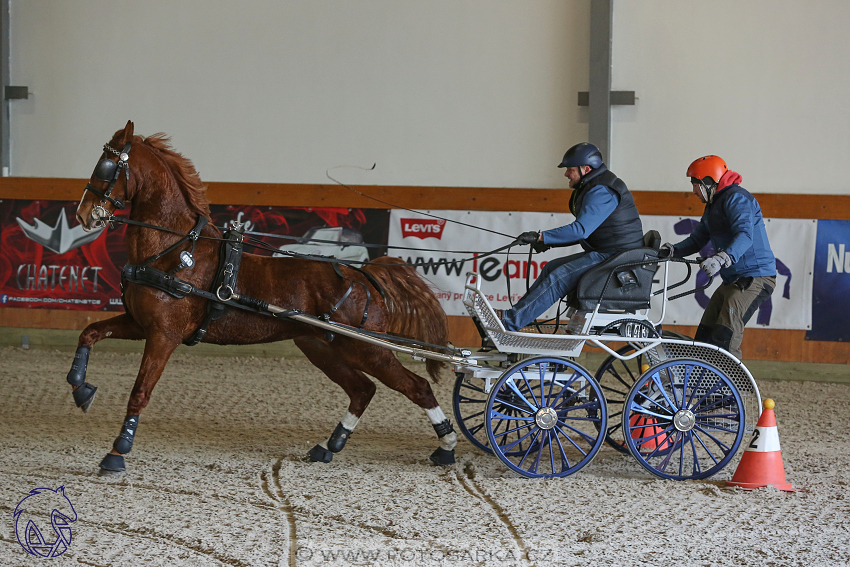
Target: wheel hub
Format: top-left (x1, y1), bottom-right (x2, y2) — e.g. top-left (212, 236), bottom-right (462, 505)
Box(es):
top-left (673, 409), bottom-right (696, 432)
top-left (534, 407), bottom-right (558, 430)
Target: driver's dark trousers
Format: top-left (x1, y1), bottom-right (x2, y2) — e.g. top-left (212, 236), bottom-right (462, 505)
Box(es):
top-left (695, 275), bottom-right (776, 359)
top-left (501, 250), bottom-right (612, 332)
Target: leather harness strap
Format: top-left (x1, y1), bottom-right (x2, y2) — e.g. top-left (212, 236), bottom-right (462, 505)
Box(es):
top-left (122, 219), bottom-right (380, 344)
top-left (185, 224), bottom-right (246, 345)
top-left (325, 262), bottom-right (372, 329)
top-left (140, 216), bottom-right (208, 270)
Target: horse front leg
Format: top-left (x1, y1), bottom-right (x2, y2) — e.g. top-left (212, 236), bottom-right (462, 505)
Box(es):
top-left (66, 313), bottom-right (145, 412)
top-left (294, 337), bottom-right (377, 463)
top-left (98, 333), bottom-right (180, 476)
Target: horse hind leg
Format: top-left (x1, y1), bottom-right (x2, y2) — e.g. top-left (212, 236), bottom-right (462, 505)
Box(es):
top-left (355, 345), bottom-right (458, 466)
top-left (294, 337), bottom-right (377, 463)
top-left (66, 314), bottom-right (144, 412)
top-left (99, 333), bottom-right (179, 476)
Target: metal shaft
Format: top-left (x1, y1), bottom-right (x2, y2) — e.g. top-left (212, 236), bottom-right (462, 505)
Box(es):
top-left (233, 293), bottom-right (478, 367)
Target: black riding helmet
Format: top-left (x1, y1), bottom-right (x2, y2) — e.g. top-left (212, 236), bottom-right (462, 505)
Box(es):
top-left (558, 142), bottom-right (604, 169)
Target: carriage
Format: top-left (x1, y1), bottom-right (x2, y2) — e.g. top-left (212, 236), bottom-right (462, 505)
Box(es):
top-left (448, 234), bottom-right (761, 480)
top-left (71, 122), bottom-right (759, 480)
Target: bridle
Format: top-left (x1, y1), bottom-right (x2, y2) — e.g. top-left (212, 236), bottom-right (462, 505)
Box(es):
top-left (85, 142), bottom-right (131, 228)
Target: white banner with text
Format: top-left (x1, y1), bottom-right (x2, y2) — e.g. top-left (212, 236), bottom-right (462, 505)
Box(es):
top-left (388, 210), bottom-right (815, 330)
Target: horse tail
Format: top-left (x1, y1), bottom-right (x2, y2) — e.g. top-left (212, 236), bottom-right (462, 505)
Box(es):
top-left (362, 256), bottom-right (449, 381)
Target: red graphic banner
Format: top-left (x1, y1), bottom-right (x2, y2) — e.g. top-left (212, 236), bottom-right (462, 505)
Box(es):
top-left (0, 200), bottom-right (388, 311)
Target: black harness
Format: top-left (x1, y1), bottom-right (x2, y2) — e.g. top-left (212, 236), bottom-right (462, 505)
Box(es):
top-left (121, 217), bottom-right (380, 345)
top-left (326, 262), bottom-right (373, 329)
top-left (86, 143), bottom-right (132, 213)
top-left (122, 219), bottom-right (255, 345)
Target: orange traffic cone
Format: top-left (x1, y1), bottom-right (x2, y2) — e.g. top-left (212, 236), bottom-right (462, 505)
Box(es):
top-left (726, 398), bottom-right (795, 491)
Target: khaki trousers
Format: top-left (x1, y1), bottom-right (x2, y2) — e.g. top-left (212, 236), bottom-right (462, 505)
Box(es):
top-left (695, 275), bottom-right (776, 360)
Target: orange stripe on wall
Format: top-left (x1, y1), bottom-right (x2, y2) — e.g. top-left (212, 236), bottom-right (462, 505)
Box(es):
top-left (4, 177), bottom-right (850, 218)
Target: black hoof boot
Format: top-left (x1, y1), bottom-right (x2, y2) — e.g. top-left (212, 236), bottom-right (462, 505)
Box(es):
top-left (327, 422), bottom-right (353, 453)
top-left (429, 447), bottom-right (456, 466)
top-left (67, 346), bottom-right (91, 385)
top-left (307, 444), bottom-right (333, 463)
top-left (112, 415), bottom-right (139, 455)
top-left (72, 383), bottom-right (98, 413)
top-left (98, 453), bottom-right (126, 476)
top-left (67, 346), bottom-right (97, 412)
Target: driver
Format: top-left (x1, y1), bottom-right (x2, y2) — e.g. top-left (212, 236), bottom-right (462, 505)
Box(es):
top-left (662, 155), bottom-right (776, 359)
top-left (502, 142), bottom-right (644, 331)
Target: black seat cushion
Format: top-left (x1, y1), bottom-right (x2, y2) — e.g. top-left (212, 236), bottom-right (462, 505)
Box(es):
top-left (570, 246), bottom-right (660, 311)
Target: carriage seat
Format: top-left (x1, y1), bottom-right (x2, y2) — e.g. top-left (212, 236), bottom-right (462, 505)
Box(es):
top-left (568, 230), bottom-right (661, 312)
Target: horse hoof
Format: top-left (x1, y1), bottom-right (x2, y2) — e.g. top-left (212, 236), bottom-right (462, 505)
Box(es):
top-left (72, 383), bottom-right (98, 413)
top-left (307, 444), bottom-right (333, 463)
top-left (98, 468), bottom-right (124, 477)
top-left (98, 453), bottom-right (126, 475)
top-left (429, 447), bottom-right (455, 466)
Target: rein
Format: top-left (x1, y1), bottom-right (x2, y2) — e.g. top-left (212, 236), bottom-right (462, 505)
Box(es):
top-left (326, 165), bottom-right (516, 240)
top-left (100, 213), bottom-right (525, 269)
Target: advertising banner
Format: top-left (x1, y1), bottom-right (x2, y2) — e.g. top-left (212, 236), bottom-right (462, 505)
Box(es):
top-left (0, 200), bottom-right (127, 311)
top-left (0, 198), bottom-right (820, 334)
top-left (806, 219), bottom-right (850, 341)
top-left (0, 199), bottom-right (388, 311)
top-left (389, 210), bottom-right (815, 330)
top-left (388, 210), bottom-right (574, 317)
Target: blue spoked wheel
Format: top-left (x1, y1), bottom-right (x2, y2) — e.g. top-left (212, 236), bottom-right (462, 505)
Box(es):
top-left (452, 372), bottom-right (543, 456)
top-left (623, 358), bottom-right (746, 480)
top-left (594, 331), bottom-right (693, 453)
top-left (485, 357), bottom-right (608, 478)
top-left (452, 372), bottom-right (492, 453)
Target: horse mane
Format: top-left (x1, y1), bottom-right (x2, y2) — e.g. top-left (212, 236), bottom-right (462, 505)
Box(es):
top-left (137, 133), bottom-right (211, 220)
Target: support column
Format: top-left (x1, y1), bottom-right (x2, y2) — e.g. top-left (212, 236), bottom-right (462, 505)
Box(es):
top-left (0, 0), bottom-right (10, 176)
top-left (588, 0), bottom-right (613, 164)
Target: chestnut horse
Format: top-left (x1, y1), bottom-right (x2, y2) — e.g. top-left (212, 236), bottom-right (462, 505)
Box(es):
top-left (72, 121), bottom-right (457, 474)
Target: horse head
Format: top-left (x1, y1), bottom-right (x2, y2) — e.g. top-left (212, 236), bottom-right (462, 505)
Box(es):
top-left (76, 120), bottom-right (135, 231)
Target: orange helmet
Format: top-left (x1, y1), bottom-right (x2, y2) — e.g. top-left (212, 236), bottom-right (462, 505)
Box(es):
top-left (686, 155), bottom-right (727, 184)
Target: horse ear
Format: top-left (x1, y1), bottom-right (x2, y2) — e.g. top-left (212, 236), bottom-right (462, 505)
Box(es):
top-left (122, 120), bottom-right (134, 144)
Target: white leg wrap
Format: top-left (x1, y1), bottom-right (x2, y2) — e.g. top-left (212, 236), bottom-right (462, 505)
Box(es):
top-left (439, 431), bottom-right (458, 451)
top-left (425, 407), bottom-right (447, 424)
top-left (425, 407), bottom-right (457, 451)
top-left (341, 412), bottom-right (360, 432)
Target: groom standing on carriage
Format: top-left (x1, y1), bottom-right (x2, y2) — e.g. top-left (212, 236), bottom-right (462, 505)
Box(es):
top-left (501, 142), bottom-right (645, 331)
top-left (660, 155), bottom-right (776, 360)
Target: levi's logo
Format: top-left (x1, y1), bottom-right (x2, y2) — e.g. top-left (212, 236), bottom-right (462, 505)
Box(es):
top-left (401, 218), bottom-right (446, 239)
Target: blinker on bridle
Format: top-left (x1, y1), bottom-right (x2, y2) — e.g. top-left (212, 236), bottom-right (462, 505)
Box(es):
top-left (85, 142), bottom-right (131, 225)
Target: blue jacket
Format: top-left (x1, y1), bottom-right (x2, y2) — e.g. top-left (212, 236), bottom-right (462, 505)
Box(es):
top-left (542, 166), bottom-right (644, 253)
top-left (673, 184), bottom-right (776, 284)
